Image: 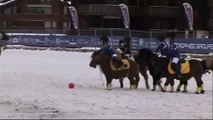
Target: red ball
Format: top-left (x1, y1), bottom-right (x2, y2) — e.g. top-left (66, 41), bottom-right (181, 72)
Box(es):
top-left (69, 83), bottom-right (75, 89)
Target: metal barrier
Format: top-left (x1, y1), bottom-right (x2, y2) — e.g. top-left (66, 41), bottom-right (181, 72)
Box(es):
top-left (5, 35), bottom-right (213, 54)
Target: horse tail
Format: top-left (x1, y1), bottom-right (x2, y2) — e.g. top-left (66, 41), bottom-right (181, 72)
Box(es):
top-left (201, 59), bottom-right (210, 74)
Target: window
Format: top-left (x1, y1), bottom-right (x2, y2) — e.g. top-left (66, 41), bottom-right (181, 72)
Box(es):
top-left (27, 0), bottom-right (51, 4)
top-left (148, 0), bottom-right (169, 6)
top-left (27, 0), bottom-right (51, 14)
top-left (28, 7), bottom-right (51, 14)
top-left (128, 0), bottom-right (137, 6)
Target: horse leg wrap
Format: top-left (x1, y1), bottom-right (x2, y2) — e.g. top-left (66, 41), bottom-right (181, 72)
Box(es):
top-left (195, 87), bottom-right (201, 94)
top-left (158, 84), bottom-right (165, 92)
top-left (152, 85), bottom-right (156, 91)
top-left (183, 85), bottom-right (187, 92)
top-left (107, 83), bottom-right (112, 91)
top-left (170, 86), bottom-right (174, 92)
top-left (130, 85), bottom-right (135, 90)
top-left (134, 84), bottom-right (137, 89)
top-left (201, 85), bottom-right (205, 94)
top-left (164, 85), bottom-right (167, 92)
top-left (176, 83), bottom-right (182, 92)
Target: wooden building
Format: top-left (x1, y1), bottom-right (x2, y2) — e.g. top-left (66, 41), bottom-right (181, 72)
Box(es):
top-left (0, 0), bottom-right (212, 32)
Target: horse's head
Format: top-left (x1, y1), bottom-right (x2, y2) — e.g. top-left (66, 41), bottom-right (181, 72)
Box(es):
top-left (150, 56), bottom-right (169, 74)
top-left (89, 50), bottom-right (106, 68)
top-left (135, 48), bottom-right (155, 64)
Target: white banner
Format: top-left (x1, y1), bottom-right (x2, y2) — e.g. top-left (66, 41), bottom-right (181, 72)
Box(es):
top-left (119, 3), bottom-right (130, 29)
top-left (69, 6), bottom-right (79, 29)
top-left (183, 3), bottom-right (194, 31)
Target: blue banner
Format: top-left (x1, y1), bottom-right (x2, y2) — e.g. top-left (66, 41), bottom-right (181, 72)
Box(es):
top-left (7, 35), bottom-right (213, 54)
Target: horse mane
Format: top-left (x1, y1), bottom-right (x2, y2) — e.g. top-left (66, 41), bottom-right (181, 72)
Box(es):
top-left (138, 48), bottom-right (150, 54)
top-left (138, 48), bottom-right (154, 56)
top-left (137, 48), bottom-right (156, 63)
top-left (91, 50), bottom-right (111, 65)
top-left (91, 50), bottom-right (100, 58)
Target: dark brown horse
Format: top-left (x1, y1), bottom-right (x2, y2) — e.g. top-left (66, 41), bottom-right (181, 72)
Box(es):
top-left (175, 58), bottom-right (212, 92)
top-left (89, 50), bottom-right (140, 90)
top-left (142, 48), bottom-right (208, 94)
top-left (134, 48), bottom-right (165, 92)
top-left (135, 48), bottom-right (209, 94)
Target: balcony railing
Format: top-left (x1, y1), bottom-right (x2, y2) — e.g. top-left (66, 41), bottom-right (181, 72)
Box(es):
top-left (0, 13), bottom-right (63, 21)
top-left (78, 4), bottom-right (121, 17)
top-left (2, 28), bottom-right (212, 39)
top-left (148, 6), bottom-right (179, 17)
top-left (77, 4), bottom-right (180, 18)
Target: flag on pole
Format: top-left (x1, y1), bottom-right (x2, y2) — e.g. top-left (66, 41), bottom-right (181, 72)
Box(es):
top-left (182, 3), bottom-right (194, 31)
top-left (68, 6), bottom-right (79, 29)
top-left (119, 3), bottom-right (130, 29)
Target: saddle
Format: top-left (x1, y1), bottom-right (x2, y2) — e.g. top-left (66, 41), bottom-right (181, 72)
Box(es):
top-left (110, 59), bottom-right (130, 71)
top-left (168, 59), bottom-right (190, 75)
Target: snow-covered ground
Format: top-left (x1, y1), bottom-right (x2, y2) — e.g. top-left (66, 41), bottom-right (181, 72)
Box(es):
top-left (0, 49), bottom-right (212, 119)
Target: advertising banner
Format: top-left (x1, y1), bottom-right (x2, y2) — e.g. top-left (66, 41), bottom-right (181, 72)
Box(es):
top-left (183, 3), bottom-right (194, 31)
top-left (119, 3), bottom-right (130, 29)
top-left (7, 36), bottom-right (213, 54)
top-left (68, 6), bottom-right (79, 29)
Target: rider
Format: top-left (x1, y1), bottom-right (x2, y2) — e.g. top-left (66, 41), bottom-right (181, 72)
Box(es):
top-left (155, 31), bottom-right (181, 79)
top-left (117, 36), bottom-right (132, 59)
top-left (99, 35), bottom-right (123, 67)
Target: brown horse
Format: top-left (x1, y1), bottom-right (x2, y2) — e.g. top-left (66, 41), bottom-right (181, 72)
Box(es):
top-left (151, 54), bottom-right (208, 94)
top-left (115, 50), bottom-right (150, 89)
top-left (89, 50), bottom-right (140, 90)
top-left (174, 57), bottom-right (212, 92)
top-left (135, 48), bottom-right (209, 94)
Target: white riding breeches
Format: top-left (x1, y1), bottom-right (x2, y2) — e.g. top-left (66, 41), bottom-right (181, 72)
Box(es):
top-left (172, 57), bottom-right (179, 64)
top-left (124, 54), bottom-right (131, 58)
top-left (116, 48), bottom-right (123, 54)
top-left (112, 54), bottom-right (117, 57)
top-left (129, 56), bottom-right (134, 61)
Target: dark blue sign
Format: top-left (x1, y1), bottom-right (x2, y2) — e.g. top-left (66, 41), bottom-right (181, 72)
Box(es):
top-left (7, 35), bottom-right (213, 54)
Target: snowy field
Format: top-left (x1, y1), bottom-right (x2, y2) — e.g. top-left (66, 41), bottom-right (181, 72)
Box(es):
top-left (0, 49), bottom-right (212, 119)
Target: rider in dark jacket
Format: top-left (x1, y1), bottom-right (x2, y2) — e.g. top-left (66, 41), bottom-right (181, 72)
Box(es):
top-left (99, 35), bottom-right (123, 67)
top-left (156, 32), bottom-right (181, 79)
top-left (99, 35), bottom-right (115, 57)
top-left (117, 36), bottom-right (132, 59)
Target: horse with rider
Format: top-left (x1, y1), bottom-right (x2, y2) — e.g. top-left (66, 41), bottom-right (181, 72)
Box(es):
top-left (134, 31), bottom-right (209, 94)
